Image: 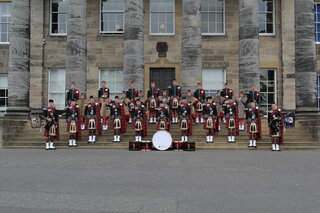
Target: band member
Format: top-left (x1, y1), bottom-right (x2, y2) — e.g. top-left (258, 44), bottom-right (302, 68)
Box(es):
top-left (43, 99), bottom-right (59, 150)
top-left (126, 81), bottom-right (139, 101)
top-left (236, 92), bottom-right (247, 131)
top-left (268, 104), bottom-right (284, 151)
top-left (203, 97), bottom-right (218, 142)
top-left (158, 89), bottom-right (170, 109)
top-left (247, 84), bottom-right (260, 105)
top-left (213, 90), bottom-right (225, 130)
top-left (137, 90), bottom-right (147, 105)
top-left (98, 81), bottom-right (110, 99)
top-left (99, 91), bottom-right (111, 131)
top-left (109, 96), bottom-right (126, 142)
top-left (156, 102), bottom-right (170, 131)
top-left (66, 82), bottom-right (80, 105)
top-left (191, 86), bottom-right (205, 123)
top-left (223, 98), bottom-right (239, 143)
top-left (133, 98), bottom-right (148, 142)
top-left (168, 79), bottom-right (181, 123)
top-left (179, 97), bottom-right (193, 142)
top-left (84, 96), bottom-right (101, 143)
top-left (194, 83), bottom-right (206, 101)
top-left (65, 99), bottom-right (82, 147)
top-left (77, 93), bottom-right (87, 130)
top-left (121, 91), bottom-right (131, 121)
top-left (220, 82), bottom-right (233, 99)
top-left (186, 90), bottom-right (197, 123)
top-left (246, 102), bottom-right (262, 148)
top-left (147, 81), bottom-right (160, 123)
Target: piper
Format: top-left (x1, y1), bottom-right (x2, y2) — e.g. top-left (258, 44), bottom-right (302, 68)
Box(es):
top-left (246, 102), bottom-right (262, 148)
top-left (194, 83), bottom-right (206, 124)
top-left (203, 97), bottom-right (218, 143)
top-left (66, 82), bottom-right (80, 106)
top-left (179, 97), bottom-right (192, 142)
top-left (133, 98), bottom-right (148, 142)
top-left (268, 104), bottom-right (284, 151)
top-left (84, 96), bottom-right (101, 143)
top-left (168, 79), bottom-right (181, 123)
top-left (156, 102), bottom-right (170, 131)
top-left (43, 99), bottom-right (59, 150)
top-left (147, 81), bottom-right (160, 123)
top-left (65, 99), bottom-right (82, 147)
top-left (109, 96), bottom-right (126, 142)
top-left (222, 97), bottom-right (239, 143)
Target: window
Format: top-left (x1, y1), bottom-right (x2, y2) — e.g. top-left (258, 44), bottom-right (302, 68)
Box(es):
top-left (202, 69), bottom-right (226, 97)
top-left (201, 0), bottom-right (225, 35)
top-left (48, 69), bottom-right (66, 109)
top-left (0, 3), bottom-right (11, 43)
top-left (314, 3), bottom-right (320, 43)
top-left (259, 0), bottom-right (275, 35)
top-left (150, 0), bottom-right (175, 35)
top-left (317, 75), bottom-right (320, 112)
top-left (50, 0), bottom-right (68, 35)
top-left (0, 74), bottom-right (8, 115)
top-left (260, 69), bottom-right (277, 112)
top-left (100, 69), bottom-right (123, 98)
top-left (101, 0), bottom-right (124, 33)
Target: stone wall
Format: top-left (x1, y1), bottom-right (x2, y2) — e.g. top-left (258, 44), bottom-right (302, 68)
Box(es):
top-left (0, 45), bottom-right (9, 74)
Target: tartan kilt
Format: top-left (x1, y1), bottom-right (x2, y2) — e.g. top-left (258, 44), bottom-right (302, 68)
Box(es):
top-left (66, 120), bottom-right (82, 140)
top-left (180, 119), bottom-right (193, 136)
top-left (269, 124), bottom-right (284, 144)
top-left (110, 117), bottom-right (127, 134)
top-left (247, 120), bottom-right (262, 140)
top-left (85, 116), bottom-right (102, 135)
top-left (44, 124), bottom-right (60, 141)
top-left (156, 119), bottom-right (170, 131)
top-left (133, 118), bottom-right (148, 137)
top-left (203, 117), bottom-right (219, 134)
top-left (226, 117), bottom-right (239, 135)
top-left (149, 109), bottom-right (157, 118)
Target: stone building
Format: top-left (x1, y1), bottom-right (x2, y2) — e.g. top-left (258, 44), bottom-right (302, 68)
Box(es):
top-left (0, 0), bottom-right (319, 115)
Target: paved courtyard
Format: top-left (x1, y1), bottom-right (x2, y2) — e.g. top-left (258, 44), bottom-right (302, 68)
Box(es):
top-left (0, 150), bottom-right (319, 213)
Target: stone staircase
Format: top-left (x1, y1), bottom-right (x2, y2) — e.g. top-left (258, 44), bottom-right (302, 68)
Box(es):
top-left (3, 118), bottom-right (320, 151)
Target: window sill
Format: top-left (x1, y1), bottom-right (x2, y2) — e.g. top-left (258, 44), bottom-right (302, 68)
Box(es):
top-left (259, 33), bottom-right (276, 37)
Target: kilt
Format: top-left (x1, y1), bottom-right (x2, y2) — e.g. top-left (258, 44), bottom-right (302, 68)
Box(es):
top-left (110, 117), bottom-right (127, 134)
top-left (44, 124), bottom-right (60, 141)
top-left (66, 120), bottom-right (82, 140)
top-left (203, 117), bottom-right (218, 133)
top-left (247, 120), bottom-right (262, 141)
top-left (226, 117), bottom-right (239, 136)
top-left (149, 109), bottom-right (157, 118)
top-left (85, 115), bottom-right (102, 135)
top-left (269, 124), bottom-right (284, 144)
top-left (133, 118), bottom-right (148, 137)
top-left (180, 119), bottom-right (193, 136)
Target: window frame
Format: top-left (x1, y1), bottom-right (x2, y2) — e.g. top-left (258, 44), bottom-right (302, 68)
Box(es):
top-left (314, 3), bottom-right (320, 44)
top-left (0, 74), bottom-right (8, 116)
top-left (48, 69), bottom-right (66, 110)
top-left (201, 0), bottom-right (226, 36)
top-left (149, 0), bottom-right (175, 36)
top-left (258, 0), bottom-right (276, 37)
top-left (100, 0), bottom-right (125, 34)
top-left (49, 0), bottom-right (68, 36)
top-left (99, 69), bottom-right (124, 98)
top-left (202, 69), bottom-right (226, 97)
top-left (0, 2), bottom-right (11, 44)
top-left (260, 69), bottom-right (277, 112)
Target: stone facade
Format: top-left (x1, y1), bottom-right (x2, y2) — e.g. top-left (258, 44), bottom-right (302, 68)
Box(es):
top-left (0, 0), bottom-right (319, 114)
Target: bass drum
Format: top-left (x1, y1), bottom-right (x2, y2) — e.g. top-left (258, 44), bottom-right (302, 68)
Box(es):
top-left (152, 130), bottom-right (172, 151)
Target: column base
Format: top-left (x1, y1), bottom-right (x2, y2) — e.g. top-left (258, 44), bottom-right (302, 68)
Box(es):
top-left (295, 107), bottom-right (319, 116)
top-left (5, 106), bottom-right (31, 117)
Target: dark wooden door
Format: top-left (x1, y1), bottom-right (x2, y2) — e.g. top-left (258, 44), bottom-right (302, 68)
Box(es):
top-left (150, 68), bottom-right (175, 91)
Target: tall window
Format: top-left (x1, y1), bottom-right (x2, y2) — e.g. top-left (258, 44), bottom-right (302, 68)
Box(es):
top-left (314, 3), bottom-right (320, 43)
top-left (0, 74), bottom-right (8, 115)
top-left (260, 69), bottom-right (276, 112)
top-left (202, 69), bottom-right (226, 97)
top-left (49, 69), bottom-right (66, 109)
top-left (201, 0), bottom-right (225, 35)
top-left (317, 75), bottom-right (320, 112)
top-left (150, 0), bottom-right (175, 35)
top-left (100, 69), bottom-right (123, 97)
top-left (101, 0), bottom-right (124, 33)
top-left (0, 3), bottom-right (11, 43)
top-left (259, 0), bottom-right (275, 35)
top-left (50, 0), bottom-right (68, 35)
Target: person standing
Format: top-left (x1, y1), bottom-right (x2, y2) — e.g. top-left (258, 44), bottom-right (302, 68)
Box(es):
top-left (223, 97), bottom-right (239, 143)
top-left (65, 99), bottom-right (82, 147)
top-left (179, 97), bottom-right (192, 142)
top-left (66, 82), bottom-right (80, 105)
top-left (203, 97), bottom-right (218, 143)
top-left (156, 102), bottom-right (171, 131)
top-left (246, 84), bottom-right (260, 105)
top-left (213, 90), bottom-right (225, 130)
top-left (168, 79), bottom-right (181, 123)
top-left (133, 98), bottom-right (148, 142)
top-left (84, 96), bottom-right (101, 143)
top-left (147, 81), bottom-right (160, 123)
top-left (246, 102), bottom-right (262, 148)
top-left (268, 104), bottom-right (284, 151)
top-left (109, 96), bottom-right (126, 142)
top-left (193, 83), bottom-right (206, 124)
top-left (236, 92), bottom-right (247, 131)
top-left (43, 99), bottom-right (59, 150)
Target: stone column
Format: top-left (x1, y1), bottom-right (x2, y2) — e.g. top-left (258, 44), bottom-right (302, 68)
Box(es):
top-left (7, 0), bottom-right (30, 115)
top-left (181, 0), bottom-right (202, 92)
top-left (295, 0), bottom-right (318, 112)
top-left (67, 0), bottom-right (87, 93)
top-left (239, 0), bottom-right (260, 91)
top-left (30, 0), bottom-right (44, 110)
top-left (281, 0), bottom-right (296, 110)
top-left (123, 0), bottom-right (144, 91)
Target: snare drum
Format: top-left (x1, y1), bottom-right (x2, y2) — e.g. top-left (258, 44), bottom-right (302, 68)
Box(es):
top-left (184, 142), bottom-right (196, 151)
top-left (152, 130), bottom-right (172, 151)
top-left (173, 141), bottom-right (184, 151)
top-left (141, 141), bottom-right (152, 151)
top-left (129, 142), bottom-right (141, 151)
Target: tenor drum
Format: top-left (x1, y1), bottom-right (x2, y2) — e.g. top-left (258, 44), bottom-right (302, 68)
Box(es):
top-left (152, 130), bottom-right (172, 151)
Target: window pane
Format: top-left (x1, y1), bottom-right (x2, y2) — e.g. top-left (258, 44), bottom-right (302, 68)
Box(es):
top-left (150, 0), bottom-right (175, 34)
top-left (49, 70), bottom-right (66, 109)
top-left (201, 0), bottom-right (224, 34)
top-left (100, 69), bottom-right (123, 97)
top-left (259, 0), bottom-right (274, 35)
top-left (51, 0), bottom-right (68, 35)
